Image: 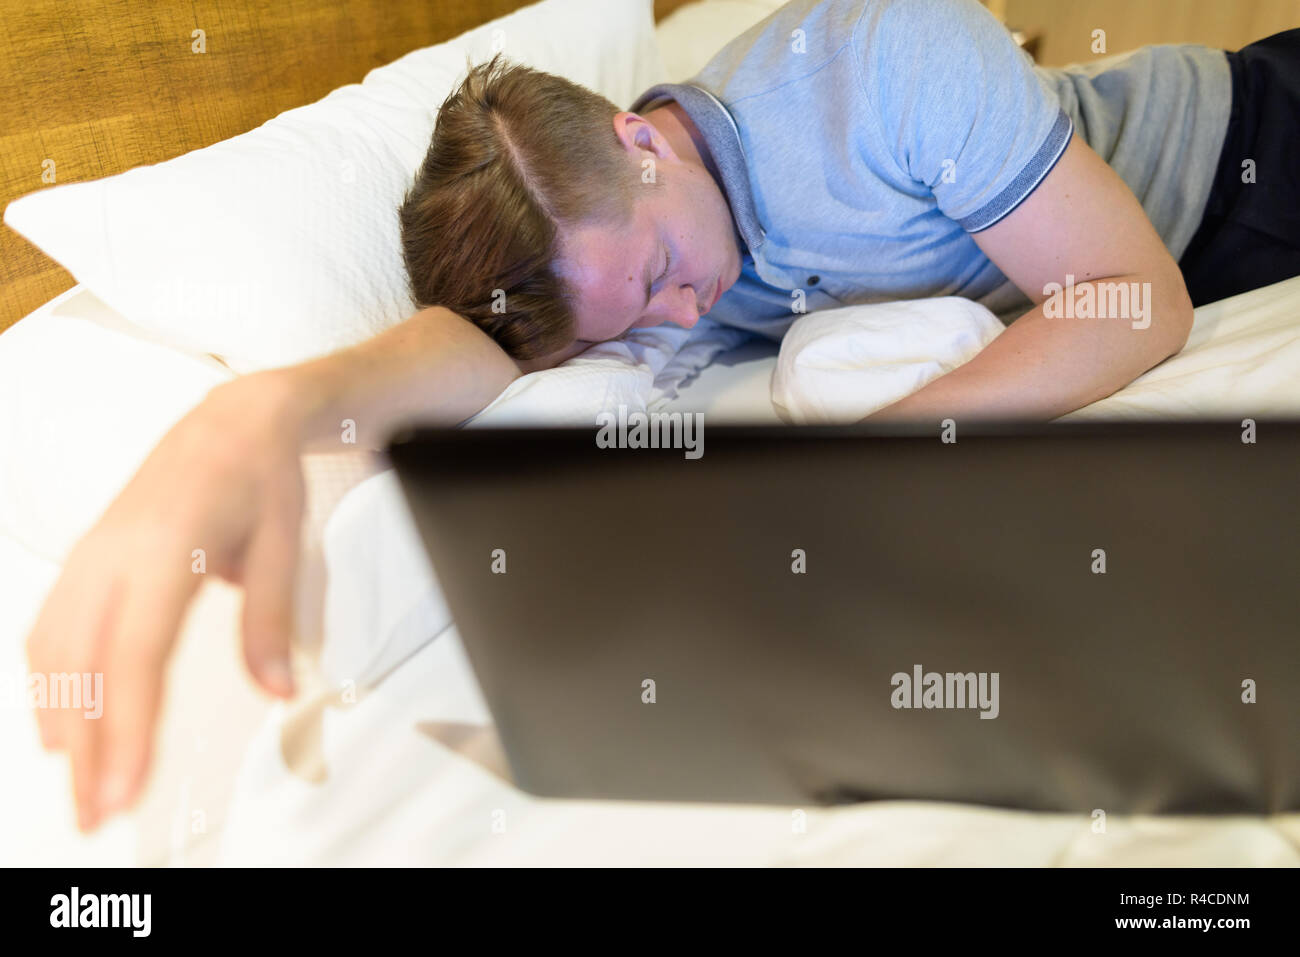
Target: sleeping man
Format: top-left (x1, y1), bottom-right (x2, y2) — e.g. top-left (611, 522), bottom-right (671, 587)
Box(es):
top-left (26, 0), bottom-right (1300, 831)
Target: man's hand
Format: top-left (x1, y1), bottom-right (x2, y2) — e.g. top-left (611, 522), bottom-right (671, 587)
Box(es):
top-left (24, 305), bottom-right (527, 832)
top-left (25, 372), bottom-right (307, 832)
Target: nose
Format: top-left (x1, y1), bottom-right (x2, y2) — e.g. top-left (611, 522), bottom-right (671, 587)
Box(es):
top-left (667, 285), bottom-right (703, 329)
top-left (631, 285), bottom-right (703, 332)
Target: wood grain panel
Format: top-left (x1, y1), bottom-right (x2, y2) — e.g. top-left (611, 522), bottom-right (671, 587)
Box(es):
top-left (1005, 0), bottom-right (1299, 66)
top-left (0, 0), bottom-right (549, 332)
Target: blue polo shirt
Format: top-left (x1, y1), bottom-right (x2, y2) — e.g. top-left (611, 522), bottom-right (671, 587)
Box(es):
top-left (629, 0), bottom-right (1231, 339)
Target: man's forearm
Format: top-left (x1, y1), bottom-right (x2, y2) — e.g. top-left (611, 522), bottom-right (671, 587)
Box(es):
top-left (242, 305), bottom-right (525, 451)
top-left (865, 273), bottom-right (1193, 423)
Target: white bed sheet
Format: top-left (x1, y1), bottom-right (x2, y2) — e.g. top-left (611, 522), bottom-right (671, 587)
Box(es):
top-left (0, 284), bottom-right (283, 866)
top-left (0, 264), bottom-right (744, 866)
top-left (219, 276), bottom-right (1300, 867)
top-left (5, 272), bottom-right (1300, 866)
top-left (218, 616), bottom-right (1300, 866)
top-left (0, 516), bottom-right (274, 866)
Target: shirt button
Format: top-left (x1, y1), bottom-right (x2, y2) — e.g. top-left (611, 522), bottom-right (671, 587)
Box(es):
top-left (807, 275), bottom-right (820, 286)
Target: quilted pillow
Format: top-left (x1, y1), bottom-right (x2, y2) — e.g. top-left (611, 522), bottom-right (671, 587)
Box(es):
top-left (3, 0), bottom-right (666, 373)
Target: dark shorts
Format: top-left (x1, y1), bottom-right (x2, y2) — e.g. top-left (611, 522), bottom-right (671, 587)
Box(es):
top-left (1178, 28), bottom-right (1300, 307)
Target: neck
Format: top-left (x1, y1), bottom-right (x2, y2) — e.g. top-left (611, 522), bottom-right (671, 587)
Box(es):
top-left (646, 100), bottom-right (747, 257)
top-left (647, 100), bottom-right (723, 188)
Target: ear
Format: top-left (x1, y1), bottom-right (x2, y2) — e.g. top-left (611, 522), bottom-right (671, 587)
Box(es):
top-left (612, 111), bottom-right (677, 161)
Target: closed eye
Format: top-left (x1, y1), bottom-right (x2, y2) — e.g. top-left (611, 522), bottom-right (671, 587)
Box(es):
top-left (656, 246), bottom-right (672, 287)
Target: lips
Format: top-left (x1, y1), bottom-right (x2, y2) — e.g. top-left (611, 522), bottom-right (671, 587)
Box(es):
top-left (706, 276), bottom-right (721, 312)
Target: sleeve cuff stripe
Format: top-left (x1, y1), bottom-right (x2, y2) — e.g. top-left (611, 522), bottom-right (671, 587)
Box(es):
top-left (958, 108), bottom-right (1074, 233)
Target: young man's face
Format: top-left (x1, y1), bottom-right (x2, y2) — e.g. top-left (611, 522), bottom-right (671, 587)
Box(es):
top-left (555, 107), bottom-right (744, 345)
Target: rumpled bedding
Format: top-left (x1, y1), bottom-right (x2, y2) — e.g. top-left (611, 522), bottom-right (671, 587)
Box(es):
top-left (222, 276), bottom-right (1300, 865)
top-left (5, 276), bottom-right (1299, 865)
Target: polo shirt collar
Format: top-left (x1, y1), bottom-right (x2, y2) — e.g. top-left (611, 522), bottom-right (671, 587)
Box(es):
top-left (628, 83), bottom-right (766, 259)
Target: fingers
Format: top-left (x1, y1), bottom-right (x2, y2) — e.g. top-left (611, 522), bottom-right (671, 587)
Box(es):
top-left (67, 577), bottom-right (127, 832)
top-left (27, 531), bottom-right (202, 833)
top-left (27, 571), bottom-right (118, 830)
top-left (26, 596), bottom-right (73, 753)
top-left (25, 542), bottom-right (118, 760)
top-left (88, 559), bottom-right (196, 828)
top-left (240, 480), bottom-right (304, 699)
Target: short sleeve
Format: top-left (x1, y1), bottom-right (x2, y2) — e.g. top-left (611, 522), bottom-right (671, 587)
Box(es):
top-left (857, 0), bottom-right (1073, 232)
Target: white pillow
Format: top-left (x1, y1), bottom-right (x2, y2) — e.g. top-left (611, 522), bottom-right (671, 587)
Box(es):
top-left (771, 297), bottom-right (1006, 424)
top-left (470, 317), bottom-right (746, 425)
top-left (0, 291), bottom-right (235, 562)
top-left (3, 0), bottom-right (667, 374)
top-left (655, 0), bottom-right (788, 82)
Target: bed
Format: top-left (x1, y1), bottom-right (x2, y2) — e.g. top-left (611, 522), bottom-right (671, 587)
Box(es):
top-left (2, 0), bottom-right (1298, 867)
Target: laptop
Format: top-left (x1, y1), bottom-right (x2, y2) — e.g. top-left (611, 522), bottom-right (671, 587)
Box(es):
top-left (387, 419), bottom-right (1300, 814)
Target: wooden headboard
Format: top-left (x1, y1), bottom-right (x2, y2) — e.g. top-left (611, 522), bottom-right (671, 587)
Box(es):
top-left (0, 0), bottom-right (695, 333)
